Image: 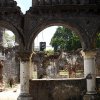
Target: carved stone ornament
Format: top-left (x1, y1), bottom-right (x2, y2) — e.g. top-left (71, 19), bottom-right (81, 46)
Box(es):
top-left (81, 50), bottom-right (97, 59)
top-left (0, 0), bottom-right (17, 7)
top-left (17, 52), bottom-right (32, 62)
top-left (32, 0), bottom-right (97, 6)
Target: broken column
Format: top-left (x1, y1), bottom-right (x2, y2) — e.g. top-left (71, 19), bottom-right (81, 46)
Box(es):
top-left (82, 50), bottom-right (97, 94)
top-left (17, 52), bottom-right (33, 100)
top-left (81, 50), bottom-right (99, 100)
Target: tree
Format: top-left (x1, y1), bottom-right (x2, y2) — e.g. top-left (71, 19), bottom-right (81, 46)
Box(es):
top-left (50, 26), bottom-right (81, 51)
top-left (3, 31), bottom-right (15, 47)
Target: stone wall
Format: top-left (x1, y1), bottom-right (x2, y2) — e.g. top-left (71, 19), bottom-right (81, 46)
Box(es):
top-left (96, 49), bottom-right (100, 76)
top-left (29, 78), bottom-right (100, 100)
top-left (29, 78), bottom-right (86, 100)
top-left (32, 0), bottom-right (97, 6)
top-left (2, 49), bottom-right (20, 86)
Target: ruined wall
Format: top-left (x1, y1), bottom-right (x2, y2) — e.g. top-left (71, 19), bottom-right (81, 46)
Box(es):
top-left (2, 49), bottom-right (20, 86)
top-left (30, 78), bottom-right (100, 100)
top-left (96, 49), bottom-right (100, 76)
top-left (29, 79), bottom-right (86, 100)
top-left (32, 0), bottom-right (97, 6)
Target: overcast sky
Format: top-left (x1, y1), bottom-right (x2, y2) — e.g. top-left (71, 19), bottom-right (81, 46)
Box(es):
top-left (15, 0), bottom-right (32, 14)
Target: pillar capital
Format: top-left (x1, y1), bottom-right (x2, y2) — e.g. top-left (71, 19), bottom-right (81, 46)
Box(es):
top-left (17, 51), bottom-right (32, 62)
top-left (81, 50), bottom-right (97, 59)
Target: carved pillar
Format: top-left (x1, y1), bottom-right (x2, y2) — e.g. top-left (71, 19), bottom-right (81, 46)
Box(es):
top-left (81, 50), bottom-right (97, 94)
top-left (17, 52), bottom-right (33, 100)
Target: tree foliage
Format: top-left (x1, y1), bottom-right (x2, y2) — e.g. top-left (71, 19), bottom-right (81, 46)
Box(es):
top-left (3, 31), bottom-right (15, 47)
top-left (50, 26), bottom-right (81, 51)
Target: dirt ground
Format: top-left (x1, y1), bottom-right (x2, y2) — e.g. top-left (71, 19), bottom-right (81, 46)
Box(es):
top-left (0, 84), bottom-right (20, 100)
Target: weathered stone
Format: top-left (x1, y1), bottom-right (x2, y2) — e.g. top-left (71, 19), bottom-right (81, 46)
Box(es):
top-left (0, 1), bottom-right (100, 100)
top-left (17, 93), bottom-right (33, 100)
top-left (81, 50), bottom-right (97, 95)
top-left (83, 94), bottom-right (100, 100)
top-left (17, 52), bottom-right (32, 62)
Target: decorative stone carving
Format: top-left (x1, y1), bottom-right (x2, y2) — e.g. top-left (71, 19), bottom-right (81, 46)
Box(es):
top-left (32, 0), bottom-right (39, 6)
top-left (0, 0), bottom-right (5, 6)
top-left (44, 0), bottom-right (50, 5)
top-left (52, 0), bottom-right (58, 4)
top-left (7, 0), bottom-right (17, 7)
top-left (17, 52), bottom-right (32, 62)
top-left (39, 0), bottom-right (43, 5)
top-left (32, 0), bottom-right (97, 6)
top-left (0, 0), bottom-right (17, 7)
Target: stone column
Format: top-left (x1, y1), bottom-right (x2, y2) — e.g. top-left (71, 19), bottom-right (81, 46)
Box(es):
top-left (81, 50), bottom-right (97, 94)
top-left (17, 52), bottom-right (33, 100)
top-left (29, 61), bottom-right (33, 79)
top-left (32, 62), bottom-right (38, 79)
top-left (29, 51), bottom-right (36, 79)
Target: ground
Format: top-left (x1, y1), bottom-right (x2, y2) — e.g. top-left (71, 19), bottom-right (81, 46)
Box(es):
top-left (0, 84), bottom-right (20, 100)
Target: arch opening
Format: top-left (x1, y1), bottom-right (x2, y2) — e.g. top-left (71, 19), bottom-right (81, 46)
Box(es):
top-left (30, 25), bottom-right (84, 80)
top-left (0, 26), bottom-right (20, 92)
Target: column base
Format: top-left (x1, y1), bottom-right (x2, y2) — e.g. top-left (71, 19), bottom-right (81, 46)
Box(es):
top-left (86, 91), bottom-right (97, 95)
top-left (17, 93), bottom-right (33, 100)
top-left (83, 93), bottom-right (100, 100)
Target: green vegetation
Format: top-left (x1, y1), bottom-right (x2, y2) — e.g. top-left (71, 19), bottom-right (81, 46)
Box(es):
top-left (4, 31), bottom-right (15, 47)
top-left (50, 26), bottom-right (100, 51)
top-left (45, 49), bottom-right (54, 56)
top-left (50, 26), bottom-right (81, 51)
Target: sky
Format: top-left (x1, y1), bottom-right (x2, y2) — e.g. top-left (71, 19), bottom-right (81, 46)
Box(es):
top-left (15, 0), bottom-right (32, 13)
top-left (14, 0), bottom-right (58, 50)
top-left (34, 26), bottom-right (58, 50)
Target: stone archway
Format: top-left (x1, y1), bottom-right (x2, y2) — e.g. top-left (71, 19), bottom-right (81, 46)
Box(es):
top-left (27, 20), bottom-right (86, 51)
top-left (0, 0), bottom-right (100, 100)
top-left (21, 1), bottom-right (100, 100)
top-left (25, 3), bottom-right (100, 51)
top-left (0, 0), bottom-right (24, 50)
